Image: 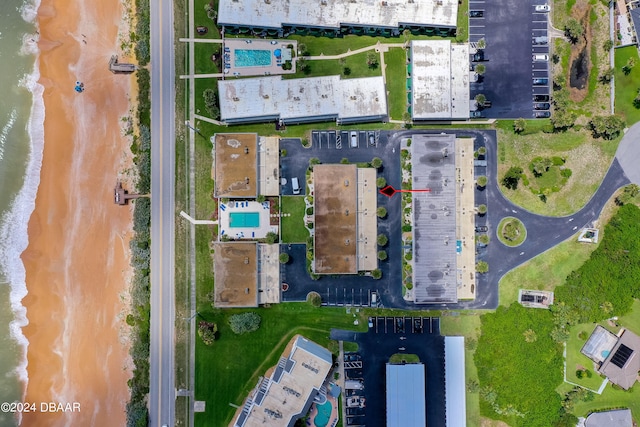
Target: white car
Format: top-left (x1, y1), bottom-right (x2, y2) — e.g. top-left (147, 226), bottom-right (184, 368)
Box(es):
top-left (535, 4), bottom-right (550, 12)
top-left (533, 54), bottom-right (549, 62)
top-left (350, 131), bottom-right (358, 147)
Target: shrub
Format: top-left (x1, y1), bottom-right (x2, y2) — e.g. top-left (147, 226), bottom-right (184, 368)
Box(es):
top-left (377, 234), bottom-right (388, 246)
top-left (198, 321), bottom-right (218, 345)
top-left (265, 231), bottom-right (278, 244)
top-left (477, 234), bottom-right (490, 245)
top-left (376, 177), bottom-right (387, 188)
top-left (476, 175), bottom-right (488, 188)
top-left (476, 261), bottom-right (489, 273)
top-left (589, 115), bottom-right (626, 140)
top-left (371, 269), bottom-right (382, 280)
top-left (256, 194), bottom-right (266, 203)
top-left (279, 253), bottom-right (290, 264)
top-left (306, 207), bottom-right (313, 215)
top-left (402, 224), bottom-right (412, 232)
top-left (371, 157), bottom-right (383, 169)
top-left (203, 88), bottom-right (219, 119)
top-left (477, 146), bottom-right (487, 156)
top-left (228, 312), bottom-right (261, 334)
top-left (307, 292), bottom-right (322, 307)
top-left (477, 204), bottom-right (487, 215)
top-left (377, 250), bottom-right (388, 261)
top-left (376, 207), bottom-right (387, 218)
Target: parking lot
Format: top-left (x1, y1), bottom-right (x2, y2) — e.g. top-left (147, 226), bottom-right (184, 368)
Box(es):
top-left (310, 130), bottom-right (381, 150)
top-left (332, 317), bottom-right (445, 427)
top-left (469, 0), bottom-right (551, 118)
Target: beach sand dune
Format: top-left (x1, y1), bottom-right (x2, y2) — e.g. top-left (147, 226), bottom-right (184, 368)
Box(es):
top-left (21, 0), bottom-right (134, 424)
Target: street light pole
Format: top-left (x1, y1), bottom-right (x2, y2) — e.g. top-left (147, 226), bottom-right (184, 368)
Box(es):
top-left (185, 311), bottom-right (201, 322)
top-left (185, 120), bottom-right (204, 138)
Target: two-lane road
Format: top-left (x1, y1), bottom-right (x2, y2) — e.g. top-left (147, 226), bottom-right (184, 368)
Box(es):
top-left (149, 0), bottom-right (176, 425)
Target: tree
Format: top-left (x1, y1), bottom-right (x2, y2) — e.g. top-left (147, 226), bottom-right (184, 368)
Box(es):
top-left (298, 43), bottom-right (309, 56)
top-left (634, 89), bottom-right (640, 109)
top-left (198, 321), bottom-right (218, 345)
top-left (477, 146), bottom-right (487, 156)
top-left (475, 93), bottom-right (486, 107)
top-left (265, 231), bottom-right (279, 244)
top-left (309, 157), bottom-right (321, 169)
top-left (616, 184), bottom-right (640, 205)
top-left (551, 327), bottom-right (570, 343)
top-left (366, 51), bottom-right (379, 69)
top-left (474, 63), bottom-right (486, 75)
top-left (476, 261), bottom-right (489, 273)
top-left (551, 108), bottom-right (577, 130)
top-left (476, 38), bottom-right (486, 49)
top-left (297, 57), bottom-right (310, 74)
top-left (342, 67), bottom-right (351, 76)
top-left (371, 157), bottom-right (383, 169)
top-left (202, 88), bottom-right (219, 119)
top-left (256, 194), bottom-right (266, 203)
top-left (531, 157), bottom-right (553, 177)
top-left (477, 204), bottom-right (487, 215)
top-left (307, 292), bottom-right (322, 307)
top-left (514, 118), bottom-right (527, 133)
top-left (502, 166), bottom-right (523, 190)
top-left (377, 233), bottom-right (388, 246)
top-left (564, 18), bottom-right (584, 43)
top-left (204, 2), bottom-right (216, 20)
top-left (376, 177), bottom-right (387, 188)
top-left (279, 253), bottom-right (290, 264)
top-left (603, 39), bottom-right (614, 52)
top-left (599, 67), bottom-right (614, 84)
top-left (229, 312), bottom-right (261, 334)
top-left (476, 175), bottom-right (488, 188)
top-left (623, 57), bottom-right (636, 76)
top-left (371, 269), bottom-right (382, 279)
top-left (376, 207), bottom-right (387, 218)
top-left (589, 115), bottom-right (625, 140)
top-left (377, 250), bottom-right (388, 261)
top-left (477, 234), bottom-right (490, 245)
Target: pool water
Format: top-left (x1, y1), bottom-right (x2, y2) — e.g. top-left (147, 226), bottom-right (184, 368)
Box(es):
top-left (314, 401), bottom-right (332, 427)
top-left (234, 49), bottom-right (272, 67)
top-left (229, 212), bottom-right (260, 228)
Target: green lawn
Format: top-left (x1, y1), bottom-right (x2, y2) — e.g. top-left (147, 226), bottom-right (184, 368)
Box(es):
top-left (440, 313), bottom-right (482, 427)
top-left (456, 0), bottom-right (469, 42)
top-left (193, 304), bottom-right (366, 427)
top-left (194, 43), bottom-right (220, 74)
top-left (385, 48), bottom-right (408, 120)
top-left (281, 196), bottom-right (308, 243)
top-left (285, 51), bottom-right (383, 79)
top-left (564, 323), bottom-right (607, 390)
top-left (495, 122), bottom-right (619, 216)
top-left (193, 0), bottom-right (221, 39)
top-left (496, 217), bottom-right (527, 247)
top-left (614, 46), bottom-right (640, 125)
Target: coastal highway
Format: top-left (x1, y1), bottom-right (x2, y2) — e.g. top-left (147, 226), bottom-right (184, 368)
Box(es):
top-left (149, 0), bottom-right (176, 425)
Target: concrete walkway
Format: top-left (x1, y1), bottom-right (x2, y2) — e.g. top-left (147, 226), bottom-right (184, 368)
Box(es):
top-left (179, 37), bottom-right (224, 43)
top-left (615, 121), bottom-right (640, 183)
top-left (179, 73), bottom-right (224, 79)
top-left (304, 42), bottom-right (405, 60)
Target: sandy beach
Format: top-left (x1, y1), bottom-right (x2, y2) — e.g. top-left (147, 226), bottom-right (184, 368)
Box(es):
top-left (20, 0), bottom-right (134, 424)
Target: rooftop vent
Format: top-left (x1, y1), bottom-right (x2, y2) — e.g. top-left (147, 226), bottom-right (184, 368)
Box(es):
top-left (345, 239), bottom-right (350, 245)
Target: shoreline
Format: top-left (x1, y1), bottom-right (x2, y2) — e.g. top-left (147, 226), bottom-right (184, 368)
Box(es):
top-left (20, 0), bottom-right (136, 424)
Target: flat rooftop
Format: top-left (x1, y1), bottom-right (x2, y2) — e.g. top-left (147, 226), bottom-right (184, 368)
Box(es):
top-left (213, 242), bottom-right (258, 307)
top-left (218, 75), bottom-right (387, 124)
top-left (314, 164), bottom-right (357, 274)
top-left (232, 335), bottom-right (333, 427)
top-left (412, 134), bottom-right (458, 303)
top-left (386, 363), bottom-right (426, 427)
top-left (214, 133), bottom-right (258, 198)
top-left (218, 0), bottom-right (457, 30)
top-left (411, 41), bottom-right (470, 120)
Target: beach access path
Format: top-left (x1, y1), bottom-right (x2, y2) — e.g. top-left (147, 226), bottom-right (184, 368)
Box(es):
top-left (149, 0), bottom-right (177, 426)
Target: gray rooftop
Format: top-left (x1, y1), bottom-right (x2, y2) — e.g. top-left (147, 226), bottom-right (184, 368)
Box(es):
top-left (585, 409), bottom-right (633, 427)
top-left (218, 75), bottom-right (387, 124)
top-left (412, 134), bottom-right (458, 303)
top-left (386, 364), bottom-right (426, 427)
top-left (599, 329), bottom-right (640, 390)
top-left (218, 0), bottom-right (457, 30)
top-left (411, 40), bottom-right (470, 120)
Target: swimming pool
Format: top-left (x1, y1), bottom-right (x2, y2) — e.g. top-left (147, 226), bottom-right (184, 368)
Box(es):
top-left (234, 49), bottom-right (272, 67)
top-left (229, 212), bottom-right (260, 228)
top-left (314, 401), bottom-right (332, 427)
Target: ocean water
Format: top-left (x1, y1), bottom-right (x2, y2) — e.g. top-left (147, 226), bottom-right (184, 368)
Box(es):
top-left (0, 0), bottom-right (44, 425)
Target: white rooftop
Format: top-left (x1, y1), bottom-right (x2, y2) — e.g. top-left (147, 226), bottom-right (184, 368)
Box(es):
top-left (445, 337), bottom-right (466, 427)
top-left (218, 0), bottom-right (458, 30)
top-left (218, 75), bottom-right (387, 124)
top-left (411, 40), bottom-right (470, 120)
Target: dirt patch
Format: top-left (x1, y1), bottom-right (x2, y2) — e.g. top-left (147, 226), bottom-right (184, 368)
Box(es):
top-left (567, 0), bottom-right (592, 102)
top-left (480, 418), bottom-right (512, 427)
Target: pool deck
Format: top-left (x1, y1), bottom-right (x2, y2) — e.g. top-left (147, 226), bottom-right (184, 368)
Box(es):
top-left (218, 200), bottom-right (278, 239)
top-left (222, 38), bottom-right (297, 77)
top-left (307, 395), bottom-right (339, 427)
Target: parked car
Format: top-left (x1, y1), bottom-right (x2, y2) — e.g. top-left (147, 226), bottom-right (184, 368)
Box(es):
top-left (533, 78), bottom-right (548, 85)
top-left (533, 54), bottom-right (549, 62)
top-left (535, 4), bottom-right (550, 12)
top-left (535, 111), bottom-right (551, 118)
top-left (368, 317), bottom-right (373, 328)
top-left (533, 94), bottom-right (550, 102)
top-left (470, 111), bottom-right (483, 118)
top-left (475, 226), bottom-right (488, 232)
top-left (533, 36), bottom-right (548, 45)
top-left (368, 132), bottom-right (375, 146)
top-left (469, 10), bottom-right (484, 17)
top-left (534, 102), bottom-right (551, 110)
top-left (350, 131), bottom-right (358, 148)
top-left (472, 51), bottom-right (485, 62)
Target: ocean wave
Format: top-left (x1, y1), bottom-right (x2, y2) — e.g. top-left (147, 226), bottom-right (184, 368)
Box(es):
top-left (0, 109), bottom-right (17, 162)
top-left (0, 43), bottom-right (45, 411)
top-left (19, 0), bottom-right (41, 24)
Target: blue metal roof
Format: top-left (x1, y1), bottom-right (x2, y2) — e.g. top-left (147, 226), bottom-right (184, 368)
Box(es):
top-left (386, 364), bottom-right (426, 427)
